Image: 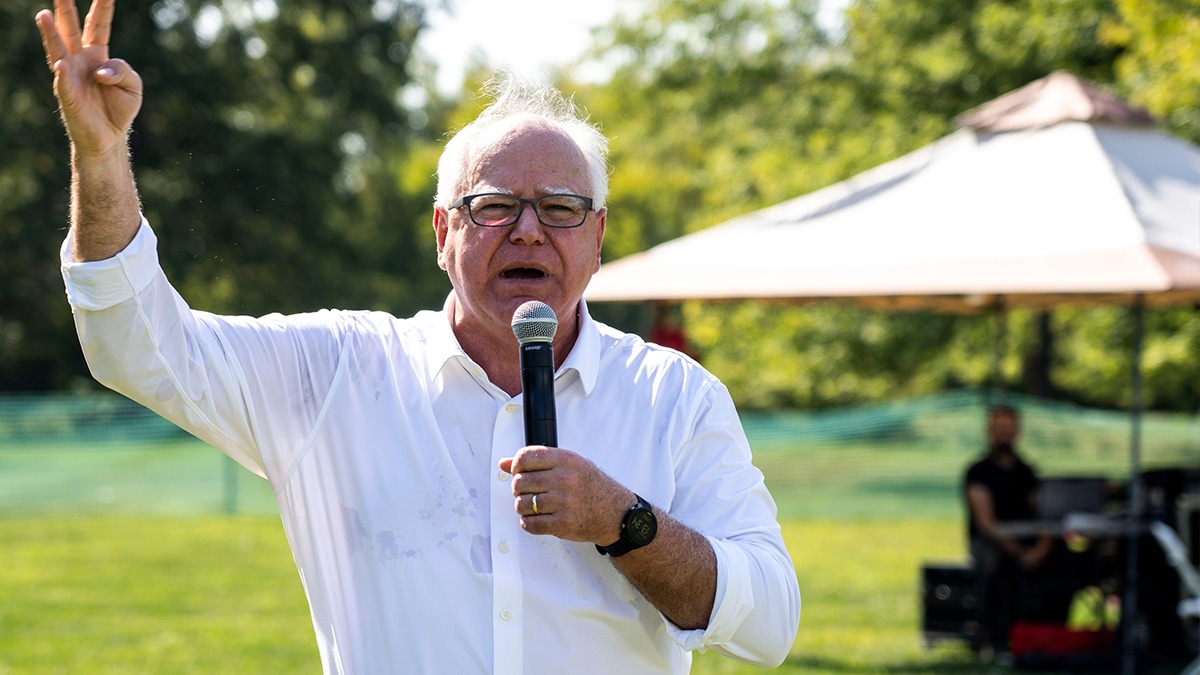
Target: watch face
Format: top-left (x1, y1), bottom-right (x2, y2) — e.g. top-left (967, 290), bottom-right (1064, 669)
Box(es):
top-left (627, 509), bottom-right (658, 547)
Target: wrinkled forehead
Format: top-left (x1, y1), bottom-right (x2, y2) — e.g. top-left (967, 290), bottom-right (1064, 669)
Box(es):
top-left (464, 116), bottom-right (591, 193)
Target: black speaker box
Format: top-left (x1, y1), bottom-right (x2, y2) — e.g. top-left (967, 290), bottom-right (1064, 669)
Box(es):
top-left (921, 563), bottom-right (983, 646)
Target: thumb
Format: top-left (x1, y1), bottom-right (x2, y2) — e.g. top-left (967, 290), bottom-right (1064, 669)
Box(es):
top-left (498, 457), bottom-right (514, 474)
top-left (95, 58), bottom-right (142, 92)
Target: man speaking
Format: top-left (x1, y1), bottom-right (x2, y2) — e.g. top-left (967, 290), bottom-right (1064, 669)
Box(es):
top-left (37, 0), bottom-right (801, 671)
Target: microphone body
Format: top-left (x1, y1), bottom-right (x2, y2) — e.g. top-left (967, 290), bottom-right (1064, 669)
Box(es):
top-left (519, 340), bottom-right (557, 447)
top-left (511, 301), bottom-right (559, 447)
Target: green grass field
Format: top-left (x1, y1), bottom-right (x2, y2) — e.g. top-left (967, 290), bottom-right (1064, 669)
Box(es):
top-left (0, 515), bottom-right (969, 674)
top-left (1, 515), bottom-right (1191, 674)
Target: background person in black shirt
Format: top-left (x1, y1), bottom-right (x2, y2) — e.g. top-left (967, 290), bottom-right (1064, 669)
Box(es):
top-left (964, 405), bottom-right (1053, 656)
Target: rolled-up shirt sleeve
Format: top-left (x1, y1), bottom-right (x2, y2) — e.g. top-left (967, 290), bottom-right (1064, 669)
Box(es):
top-left (61, 217), bottom-right (160, 311)
top-left (663, 381), bottom-right (801, 667)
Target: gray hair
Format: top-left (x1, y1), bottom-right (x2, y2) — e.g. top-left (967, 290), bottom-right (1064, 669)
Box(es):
top-left (435, 72), bottom-right (610, 210)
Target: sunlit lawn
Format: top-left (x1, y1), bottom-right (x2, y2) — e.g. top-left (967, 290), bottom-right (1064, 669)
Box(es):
top-left (0, 516), bottom-right (316, 673)
top-left (0, 515), bottom-right (987, 674)
top-left (1, 515), bottom-right (1192, 673)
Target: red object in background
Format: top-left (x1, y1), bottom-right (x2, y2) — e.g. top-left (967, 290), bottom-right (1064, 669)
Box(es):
top-left (648, 324), bottom-right (690, 353)
top-left (647, 303), bottom-right (700, 361)
top-left (1009, 622), bottom-right (1115, 656)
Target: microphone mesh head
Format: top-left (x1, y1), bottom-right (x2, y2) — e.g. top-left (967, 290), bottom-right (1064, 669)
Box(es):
top-left (511, 301), bottom-right (558, 343)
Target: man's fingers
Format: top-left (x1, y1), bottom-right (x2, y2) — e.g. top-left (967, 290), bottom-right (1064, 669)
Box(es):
top-left (82, 0), bottom-right (114, 48)
top-left (521, 493), bottom-right (550, 517)
top-left (54, 0), bottom-right (84, 53)
top-left (36, 10), bottom-right (69, 68)
top-left (507, 445), bottom-right (556, 474)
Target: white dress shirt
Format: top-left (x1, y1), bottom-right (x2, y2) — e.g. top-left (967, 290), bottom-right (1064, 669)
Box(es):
top-left (61, 219), bottom-right (800, 674)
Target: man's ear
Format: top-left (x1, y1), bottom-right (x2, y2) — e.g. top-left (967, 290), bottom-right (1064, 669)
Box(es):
top-left (592, 208), bottom-right (607, 273)
top-left (433, 207), bottom-right (449, 271)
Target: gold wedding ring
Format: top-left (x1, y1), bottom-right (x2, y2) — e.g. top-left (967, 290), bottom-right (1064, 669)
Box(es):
top-left (531, 494), bottom-right (540, 515)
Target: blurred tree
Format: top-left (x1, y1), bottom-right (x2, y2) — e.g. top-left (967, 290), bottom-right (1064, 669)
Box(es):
top-left (843, 0), bottom-right (1121, 121)
top-left (1053, 305), bottom-right (1200, 411)
top-left (0, 0), bottom-right (450, 390)
top-left (1101, 0), bottom-right (1200, 143)
top-left (2, 0), bottom-right (86, 389)
top-left (577, 0), bottom-right (834, 259)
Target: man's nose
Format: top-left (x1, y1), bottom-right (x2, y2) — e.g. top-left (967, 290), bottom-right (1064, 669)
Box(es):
top-left (509, 203), bottom-right (546, 243)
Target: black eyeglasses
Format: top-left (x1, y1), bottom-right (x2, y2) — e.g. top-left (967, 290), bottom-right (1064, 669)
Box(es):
top-left (450, 193), bottom-right (594, 229)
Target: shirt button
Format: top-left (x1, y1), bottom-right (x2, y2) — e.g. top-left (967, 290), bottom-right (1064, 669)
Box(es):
top-left (505, 403), bottom-right (517, 413)
top-left (498, 470), bottom-right (511, 482)
top-left (498, 542), bottom-right (510, 554)
top-left (500, 609), bottom-right (512, 621)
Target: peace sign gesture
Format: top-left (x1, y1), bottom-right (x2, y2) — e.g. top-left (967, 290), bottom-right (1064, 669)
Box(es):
top-left (35, 0), bottom-right (142, 159)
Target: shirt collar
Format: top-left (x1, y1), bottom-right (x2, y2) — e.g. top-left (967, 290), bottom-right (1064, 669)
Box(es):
top-left (421, 292), bottom-right (472, 382)
top-left (560, 299), bottom-right (600, 396)
top-left (422, 293), bottom-right (600, 396)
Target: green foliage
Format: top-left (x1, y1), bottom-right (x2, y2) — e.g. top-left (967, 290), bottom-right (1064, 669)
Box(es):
top-left (1, 0), bottom-right (451, 390)
top-left (1101, 0), bottom-right (1200, 142)
top-left (0, 0), bottom-right (86, 389)
top-left (685, 303), bottom-right (966, 409)
top-left (682, 301), bottom-right (1200, 412)
top-left (578, 0), bottom-right (843, 260)
top-left (126, 0), bottom-right (448, 316)
top-left (1054, 305), bottom-right (1200, 410)
top-left (845, 0), bottom-right (1121, 117)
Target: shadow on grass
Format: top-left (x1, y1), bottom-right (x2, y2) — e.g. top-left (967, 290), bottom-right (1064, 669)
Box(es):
top-left (781, 654), bottom-right (1000, 675)
top-left (780, 652), bottom-right (1194, 675)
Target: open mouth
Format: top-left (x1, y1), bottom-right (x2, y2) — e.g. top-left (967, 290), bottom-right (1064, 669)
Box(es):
top-left (501, 268), bottom-right (547, 279)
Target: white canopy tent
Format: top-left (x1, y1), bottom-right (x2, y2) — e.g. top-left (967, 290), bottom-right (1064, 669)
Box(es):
top-left (585, 72), bottom-right (1200, 670)
top-left (585, 72), bottom-right (1200, 312)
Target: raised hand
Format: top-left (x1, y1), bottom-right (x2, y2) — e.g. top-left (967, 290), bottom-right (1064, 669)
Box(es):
top-left (36, 0), bottom-right (142, 158)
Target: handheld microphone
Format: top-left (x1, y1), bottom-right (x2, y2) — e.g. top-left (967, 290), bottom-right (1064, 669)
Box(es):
top-left (511, 301), bottom-right (558, 447)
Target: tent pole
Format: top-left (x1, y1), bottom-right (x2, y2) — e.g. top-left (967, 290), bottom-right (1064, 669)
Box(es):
top-left (1121, 293), bottom-right (1145, 675)
top-left (991, 298), bottom-right (1008, 406)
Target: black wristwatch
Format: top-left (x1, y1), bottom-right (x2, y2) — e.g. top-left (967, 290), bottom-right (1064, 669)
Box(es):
top-left (596, 494), bottom-right (658, 557)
